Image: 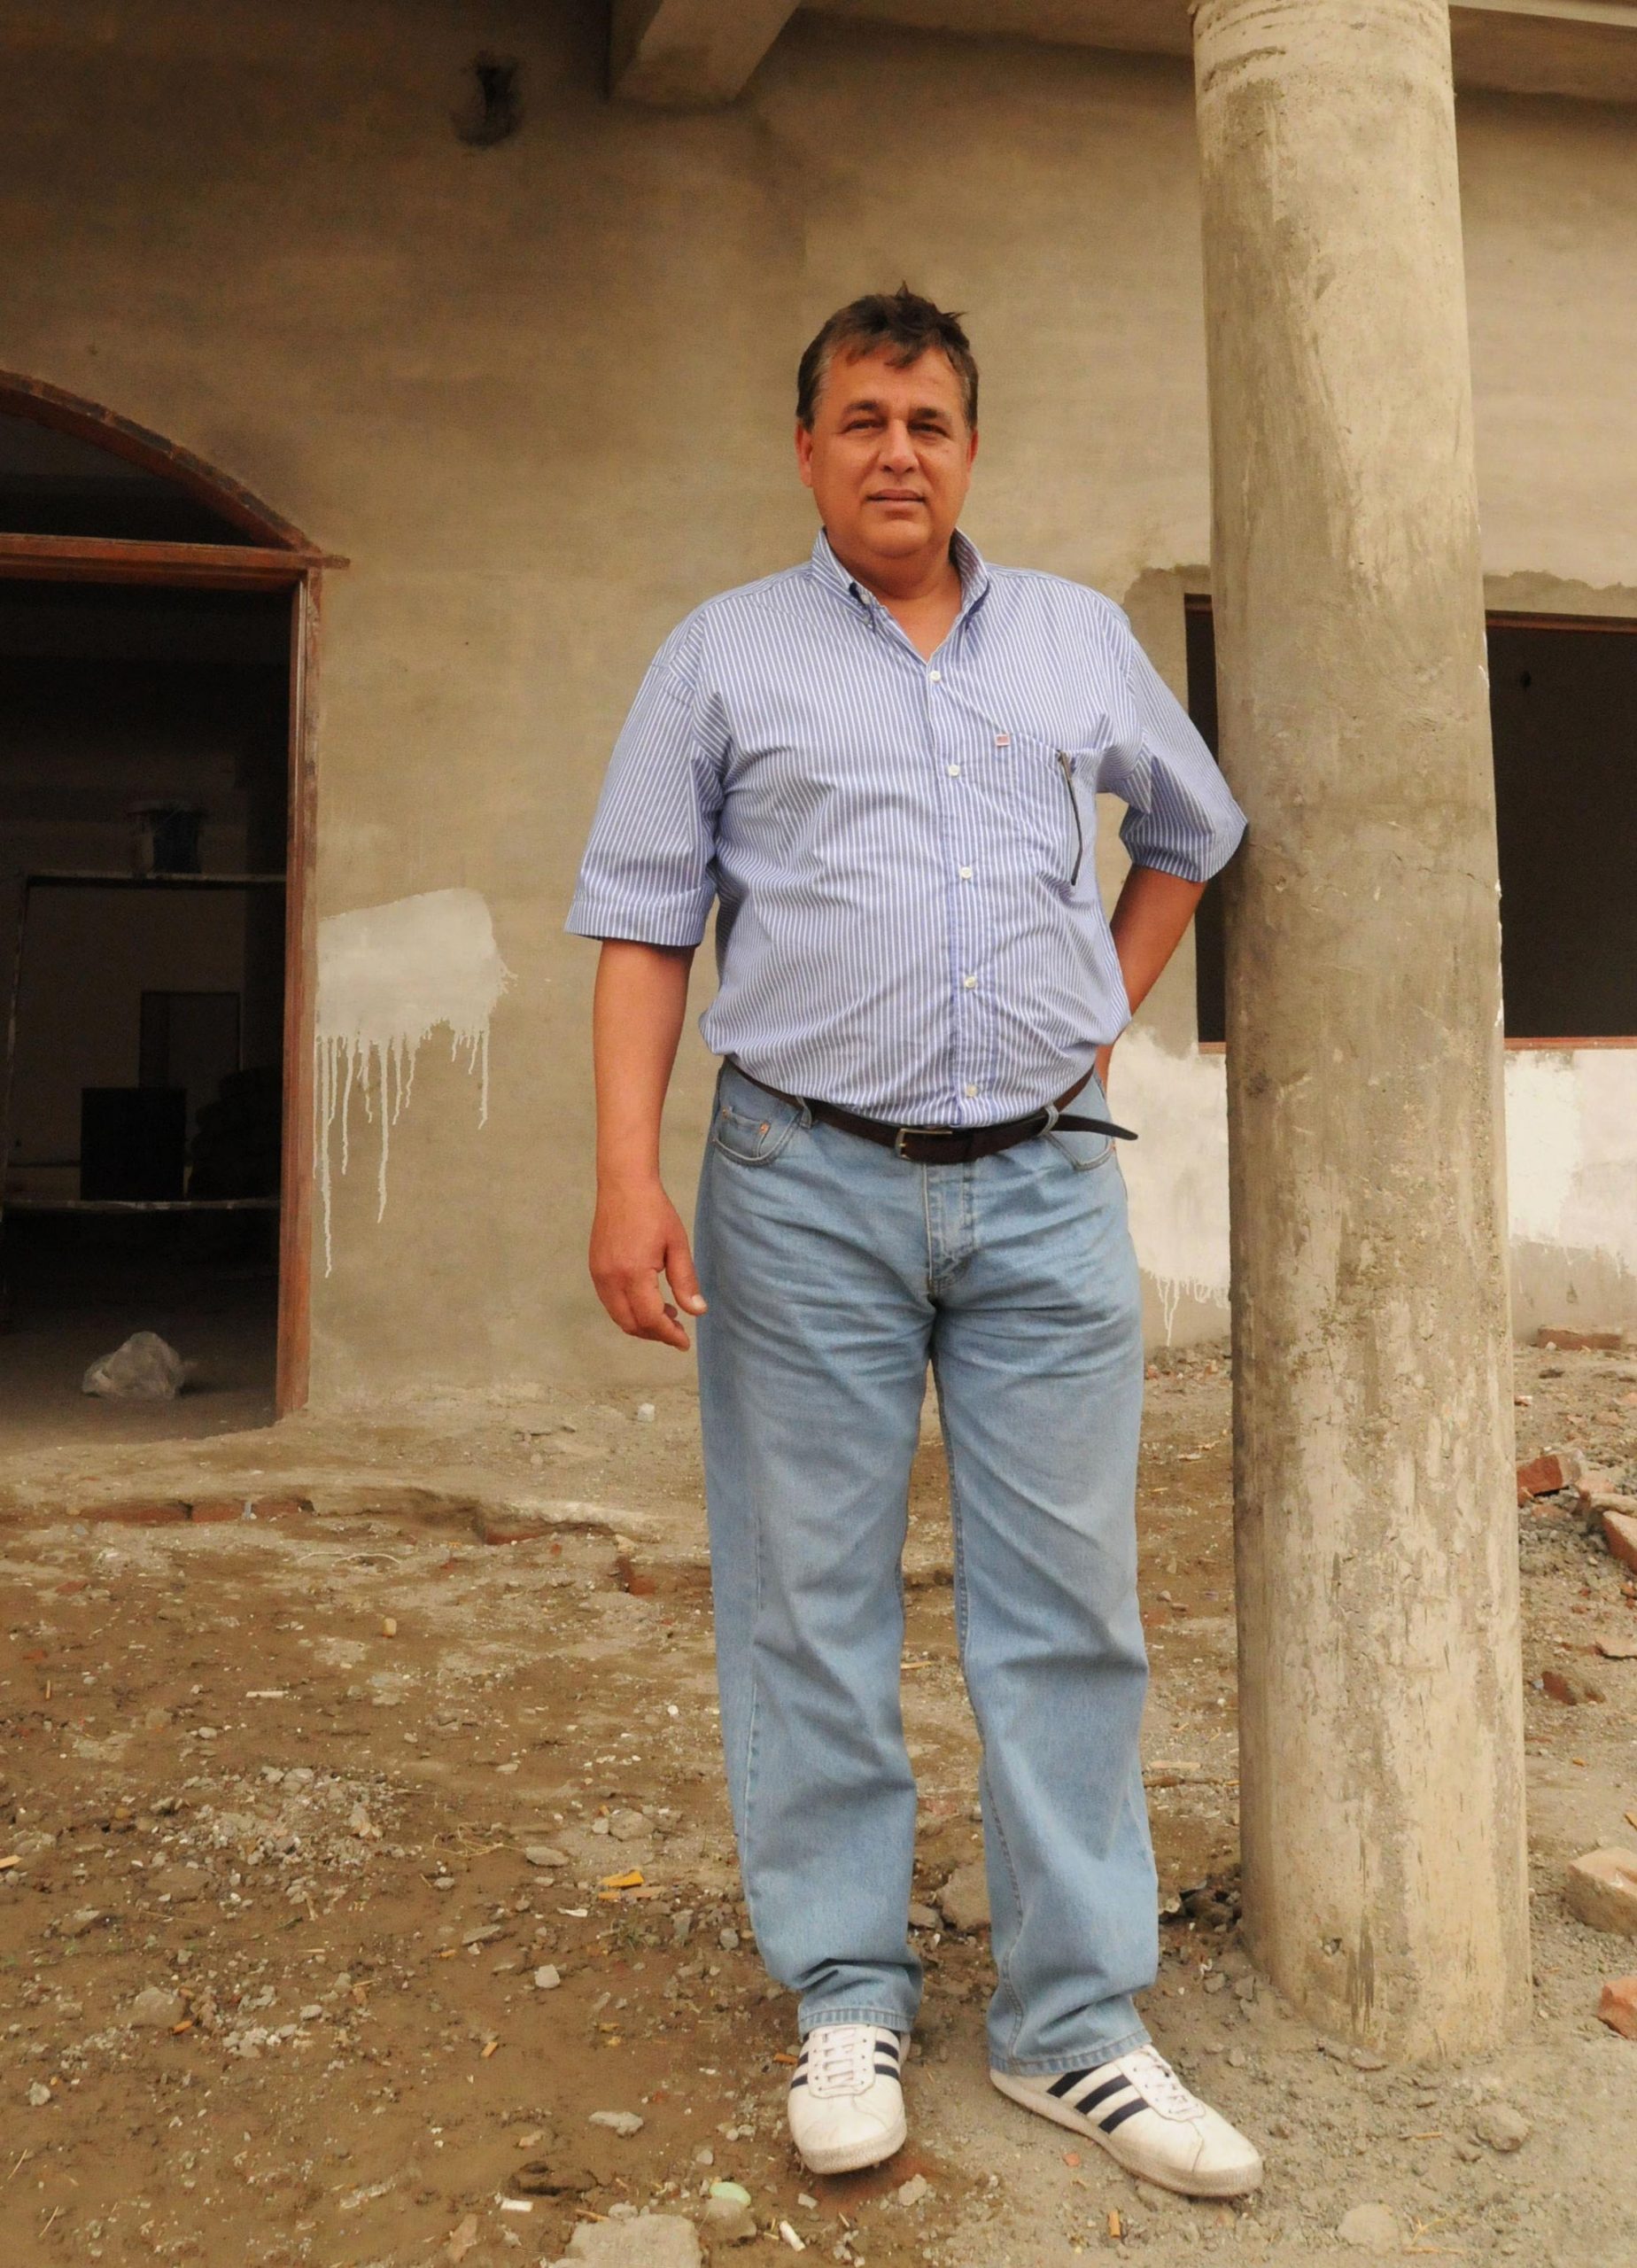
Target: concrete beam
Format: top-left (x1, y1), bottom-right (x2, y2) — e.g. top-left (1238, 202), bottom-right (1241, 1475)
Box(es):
top-left (810, 0), bottom-right (1637, 103)
top-left (1193, 0), bottom-right (1531, 2056)
top-left (609, 0), bottom-right (802, 105)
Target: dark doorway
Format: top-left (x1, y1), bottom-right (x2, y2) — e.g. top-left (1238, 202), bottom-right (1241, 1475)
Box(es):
top-left (1183, 601), bottom-right (1637, 1045)
top-left (0, 580), bottom-right (291, 1443)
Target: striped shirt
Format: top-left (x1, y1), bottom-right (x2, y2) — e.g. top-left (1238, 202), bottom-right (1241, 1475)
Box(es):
top-left (567, 530), bottom-right (1245, 1127)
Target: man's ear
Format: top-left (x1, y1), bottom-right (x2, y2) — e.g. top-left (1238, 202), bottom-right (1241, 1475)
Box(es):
top-left (966, 424), bottom-right (980, 470)
top-left (795, 420), bottom-right (816, 492)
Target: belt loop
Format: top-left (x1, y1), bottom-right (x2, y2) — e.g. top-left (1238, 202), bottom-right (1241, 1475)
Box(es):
top-left (1038, 1100), bottom-right (1061, 1135)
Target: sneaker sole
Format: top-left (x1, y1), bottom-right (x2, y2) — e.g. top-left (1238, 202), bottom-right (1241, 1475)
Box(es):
top-left (790, 2106), bottom-right (908, 2178)
top-left (988, 2070), bottom-right (1262, 2199)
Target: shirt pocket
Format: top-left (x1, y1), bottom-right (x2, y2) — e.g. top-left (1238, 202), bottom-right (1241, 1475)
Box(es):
top-left (999, 733), bottom-right (1098, 898)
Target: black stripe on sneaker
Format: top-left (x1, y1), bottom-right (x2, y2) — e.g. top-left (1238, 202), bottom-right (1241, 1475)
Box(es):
top-left (874, 2035), bottom-right (901, 2060)
top-left (787, 2073), bottom-right (807, 2089)
top-left (1067, 2075), bottom-right (1134, 2117)
top-left (1047, 2069), bottom-right (1093, 2100)
top-left (1099, 2098), bottom-right (1146, 2134)
top-left (873, 2061), bottom-right (900, 2078)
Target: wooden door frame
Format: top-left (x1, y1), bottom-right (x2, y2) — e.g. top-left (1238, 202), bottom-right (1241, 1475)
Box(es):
top-left (0, 370), bottom-right (343, 1415)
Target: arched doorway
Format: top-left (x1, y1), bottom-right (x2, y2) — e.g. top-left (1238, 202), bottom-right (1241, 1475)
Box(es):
top-left (0, 374), bottom-right (327, 1431)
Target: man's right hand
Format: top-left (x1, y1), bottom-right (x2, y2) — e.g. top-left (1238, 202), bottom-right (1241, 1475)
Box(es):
top-left (590, 1177), bottom-right (708, 1351)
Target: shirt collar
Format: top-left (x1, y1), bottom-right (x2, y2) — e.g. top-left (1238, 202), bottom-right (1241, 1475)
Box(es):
top-left (809, 526), bottom-right (991, 621)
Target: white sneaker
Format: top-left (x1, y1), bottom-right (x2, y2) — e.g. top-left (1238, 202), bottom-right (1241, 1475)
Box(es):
top-left (787, 2025), bottom-right (907, 2175)
top-left (991, 2044), bottom-right (1263, 2198)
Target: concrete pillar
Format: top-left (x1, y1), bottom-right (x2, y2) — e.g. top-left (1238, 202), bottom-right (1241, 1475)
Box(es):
top-left (1191, 0), bottom-right (1531, 2054)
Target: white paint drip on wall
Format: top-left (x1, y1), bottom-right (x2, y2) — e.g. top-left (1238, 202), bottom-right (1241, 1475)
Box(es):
top-left (1113, 1027), bottom-right (1231, 1338)
top-left (315, 888), bottom-right (511, 1274)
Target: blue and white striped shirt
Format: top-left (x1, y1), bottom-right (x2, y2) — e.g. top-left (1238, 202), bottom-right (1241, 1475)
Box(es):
top-left (568, 530), bottom-right (1245, 1126)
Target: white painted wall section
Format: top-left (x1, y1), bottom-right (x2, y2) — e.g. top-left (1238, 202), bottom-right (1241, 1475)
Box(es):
top-left (1117, 1035), bottom-right (1637, 1343)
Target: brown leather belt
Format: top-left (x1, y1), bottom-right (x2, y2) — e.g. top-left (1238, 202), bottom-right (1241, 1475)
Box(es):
top-left (730, 1063), bottom-right (1137, 1167)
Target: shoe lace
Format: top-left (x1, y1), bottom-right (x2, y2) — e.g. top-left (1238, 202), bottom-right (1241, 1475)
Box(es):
top-left (806, 2026), bottom-right (881, 2098)
top-left (1121, 2046), bottom-right (1206, 2120)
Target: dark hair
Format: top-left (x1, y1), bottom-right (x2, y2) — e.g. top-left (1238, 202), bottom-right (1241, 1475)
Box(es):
top-left (796, 286), bottom-right (978, 431)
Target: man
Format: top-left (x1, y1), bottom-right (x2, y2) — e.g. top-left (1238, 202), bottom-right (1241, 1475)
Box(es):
top-left (568, 289), bottom-right (1260, 2198)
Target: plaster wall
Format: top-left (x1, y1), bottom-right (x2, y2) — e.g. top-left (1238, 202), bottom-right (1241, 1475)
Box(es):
top-left (0, 3), bottom-right (1632, 1397)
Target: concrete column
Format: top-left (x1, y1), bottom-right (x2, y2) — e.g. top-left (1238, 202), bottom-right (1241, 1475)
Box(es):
top-left (1191, 0), bottom-right (1531, 2054)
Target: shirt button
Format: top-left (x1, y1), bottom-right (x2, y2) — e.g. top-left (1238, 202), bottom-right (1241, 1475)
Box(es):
top-left (947, 764), bottom-right (961, 777)
top-left (964, 1084), bottom-right (978, 1099)
top-left (928, 668), bottom-right (942, 682)
top-left (962, 975), bottom-right (977, 989)
top-left (958, 866), bottom-right (973, 880)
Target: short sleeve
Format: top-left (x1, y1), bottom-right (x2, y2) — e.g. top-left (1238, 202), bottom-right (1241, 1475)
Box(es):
top-left (1103, 621), bottom-right (1246, 883)
top-left (565, 640), bottom-right (725, 947)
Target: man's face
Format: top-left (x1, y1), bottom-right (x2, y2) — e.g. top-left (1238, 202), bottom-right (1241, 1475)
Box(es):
top-left (795, 346), bottom-right (977, 569)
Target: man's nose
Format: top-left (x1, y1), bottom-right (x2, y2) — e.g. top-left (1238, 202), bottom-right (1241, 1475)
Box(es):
top-left (879, 422), bottom-right (918, 471)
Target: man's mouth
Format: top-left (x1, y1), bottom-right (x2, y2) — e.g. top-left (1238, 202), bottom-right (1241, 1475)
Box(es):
top-left (868, 491), bottom-right (924, 504)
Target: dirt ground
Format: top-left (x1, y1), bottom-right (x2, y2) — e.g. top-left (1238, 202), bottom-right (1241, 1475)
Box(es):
top-left (2, 1341), bottom-right (1635, 2268)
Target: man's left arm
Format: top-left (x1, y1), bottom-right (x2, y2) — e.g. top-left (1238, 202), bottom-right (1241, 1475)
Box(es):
top-left (1097, 615), bottom-right (1247, 1087)
top-left (1096, 866), bottom-right (1206, 1090)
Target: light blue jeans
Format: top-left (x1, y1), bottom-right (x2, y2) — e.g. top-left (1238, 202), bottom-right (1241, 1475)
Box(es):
top-left (694, 1060), bottom-right (1156, 2076)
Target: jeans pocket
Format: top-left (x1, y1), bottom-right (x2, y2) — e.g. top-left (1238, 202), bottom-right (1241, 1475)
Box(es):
top-left (709, 1091), bottom-right (803, 1169)
top-left (1043, 1124), bottom-right (1115, 1173)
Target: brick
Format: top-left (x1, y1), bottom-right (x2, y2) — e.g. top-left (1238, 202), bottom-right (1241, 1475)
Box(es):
top-left (1541, 1668), bottom-right (1602, 1705)
top-left (251, 1496), bottom-right (311, 1521)
top-left (1516, 1453), bottom-right (1566, 1501)
top-left (1564, 1849), bottom-right (1637, 1938)
top-left (1536, 1326), bottom-right (1625, 1352)
top-left (188, 1498), bottom-right (251, 1525)
top-left (1596, 1976), bottom-right (1637, 2040)
top-left (1604, 1509), bottom-right (1637, 1577)
top-left (77, 1500), bottom-right (189, 1527)
top-left (474, 1509), bottom-right (553, 1546)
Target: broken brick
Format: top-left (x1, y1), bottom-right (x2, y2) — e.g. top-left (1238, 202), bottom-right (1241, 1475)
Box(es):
top-left (1602, 1509), bottom-right (1637, 1576)
top-left (1597, 1977), bottom-right (1637, 2040)
top-left (1565, 1850), bottom-right (1637, 1938)
top-left (1535, 1326), bottom-right (1624, 1352)
top-left (252, 1496), bottom-right (311, 1521)
top-left (1541, 1668), bottom-right (1602, 1705)
top-left (1516, 1453), bottom-right (1565, 1502)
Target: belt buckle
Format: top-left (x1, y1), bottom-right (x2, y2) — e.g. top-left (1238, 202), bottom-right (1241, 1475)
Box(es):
top-left (894, 1122), bottom-right (956, 1159)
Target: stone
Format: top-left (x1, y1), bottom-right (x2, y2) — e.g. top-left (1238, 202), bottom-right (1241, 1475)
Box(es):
top-left (151, 1864), bottom-right (206, 1901)
top-left (27, 2082), bottom-right (52, 2108)
top-left (700, 2195), bottom-right (757, 2244)
top-left (718, 1926), bottom-right (739, 1951)
top-left (534, 1966), bottom-right (562, 1990)
top-left (128, 1985), bottom-right (185, 2028)
top-left (516, 2160), bottom-right (596, 2196)
top-left (895, 2174), bottom-right (932, 2208)
top-left (524, 1845), bottom-right (570, 1868)
top-left (81, 1331), bottom-right (190, 1400)
top-left (608, 1808), bottom-right (649, 1842)
top-left (588, 2109), bottom-right (645, 2136)
top-left (57, 1908), bottom-right (105, 1939)
top-left (1602, 1508), bottom-right (1637, 1576)
top-left (1564, 1849), bottom-right (1637, 1937)
top-left (907, 1900), bottom-right (940, 1930)
top-left (1337, 2202), bottom-right (1399, 2251)
top-left (636, 1402), bottom-right (656, 1423)
top-left (1596, 1632), bottom-right (1637, 1659)
top-left (555, 2214), bottom-right (702, 2266)
top-left (936, 1861), bottom-right (990, 1932)
top-left (1515, 1452), bottom-right (1565, 1501)
top-left (1596, 1976), bottom-right (1637, 2039)
top-left (1472, 2102), bottom-right (1530, 2153)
